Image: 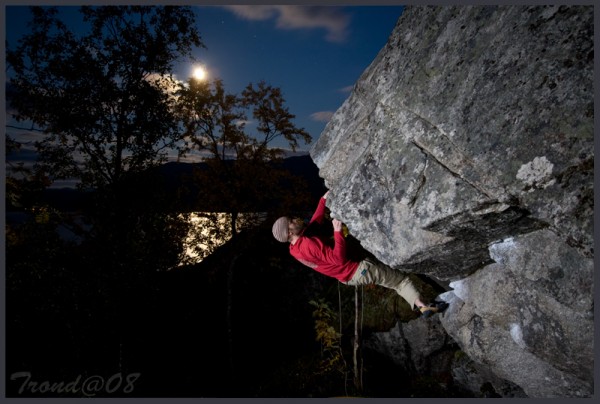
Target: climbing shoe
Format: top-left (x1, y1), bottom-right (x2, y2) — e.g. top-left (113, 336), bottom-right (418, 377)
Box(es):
top-left (419, 300), bottom-right (449, 318)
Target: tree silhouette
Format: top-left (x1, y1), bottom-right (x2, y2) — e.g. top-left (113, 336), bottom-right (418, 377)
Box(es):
top-left (7, 6), bottom-right (203, 189)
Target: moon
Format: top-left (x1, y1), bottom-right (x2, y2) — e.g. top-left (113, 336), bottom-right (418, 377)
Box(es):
top-left (193, 66), bottom-right (207, 81)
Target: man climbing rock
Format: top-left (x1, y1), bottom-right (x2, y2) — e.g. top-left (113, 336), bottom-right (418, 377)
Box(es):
top-left (272, 191), bottom-right (447, 317)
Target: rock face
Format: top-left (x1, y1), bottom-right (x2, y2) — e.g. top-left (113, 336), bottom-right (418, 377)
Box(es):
top-left (310, 6), bottom-right (593, 398)
top-left (363, 316), bottom-right (528, 397)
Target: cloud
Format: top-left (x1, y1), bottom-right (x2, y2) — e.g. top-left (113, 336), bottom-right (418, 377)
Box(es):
top-left (310, 111), bottom-right (334, 122)
top-left (222, 5), bottom-right (351, 43)
top-left (222, 5), bottom-right (277, 20)
top-left (233, 119), bottom-right (253, 128)
top-left (338, 85), bottom-right (354, 94)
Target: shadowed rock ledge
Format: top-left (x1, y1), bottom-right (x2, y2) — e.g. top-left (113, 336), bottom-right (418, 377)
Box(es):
top-left (311, 5), bottom-right (593, 397)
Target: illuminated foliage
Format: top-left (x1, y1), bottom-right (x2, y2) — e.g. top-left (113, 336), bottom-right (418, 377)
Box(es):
top-left (309, 298), bottom-right (346, 375)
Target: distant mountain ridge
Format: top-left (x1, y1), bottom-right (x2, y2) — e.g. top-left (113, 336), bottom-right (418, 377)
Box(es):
top-left (33, 155), bottom-right (325, 212)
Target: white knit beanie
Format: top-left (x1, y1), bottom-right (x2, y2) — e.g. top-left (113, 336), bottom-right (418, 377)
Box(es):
top-left (272, 217), bottom-right (290, 242)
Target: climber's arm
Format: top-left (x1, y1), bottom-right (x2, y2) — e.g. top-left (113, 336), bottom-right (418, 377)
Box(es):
top-left (331, 218), bottom-right (348, 265)
top-left (308, 191), bottom-right (330, 225)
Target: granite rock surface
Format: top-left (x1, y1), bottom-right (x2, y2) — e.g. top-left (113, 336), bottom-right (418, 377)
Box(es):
top-left (311, 5), bottom-right (593, 397)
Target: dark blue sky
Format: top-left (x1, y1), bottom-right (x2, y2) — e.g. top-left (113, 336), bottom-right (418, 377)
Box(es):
top-left (5, 5), bottom-right (404, 163)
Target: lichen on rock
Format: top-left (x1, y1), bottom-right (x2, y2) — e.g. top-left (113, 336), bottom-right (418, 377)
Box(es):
top-left (516, 156), bottom-right (556, 190)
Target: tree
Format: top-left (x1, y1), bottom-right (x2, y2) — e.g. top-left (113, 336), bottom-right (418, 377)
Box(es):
top-left (175, 77), bottom-right (313, 378)
top-left (6, 8), bottom-right (204, 387)
top-left (7, 6), bottom-right (203, 189)
top-left (176, 78), bottom-right (313, 259)
top-left (6, 6), bottom-right (204, 269)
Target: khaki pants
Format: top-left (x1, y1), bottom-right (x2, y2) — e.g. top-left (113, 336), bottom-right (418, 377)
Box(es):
top-left (344, 258), bottom-right (421, 309)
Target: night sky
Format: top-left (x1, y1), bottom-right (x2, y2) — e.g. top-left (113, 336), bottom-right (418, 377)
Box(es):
top-left (5, 5), bottom-right (404, 165)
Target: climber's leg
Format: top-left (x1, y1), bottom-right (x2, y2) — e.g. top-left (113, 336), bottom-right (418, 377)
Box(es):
top-left (345, 258), bottom-right (421, 309)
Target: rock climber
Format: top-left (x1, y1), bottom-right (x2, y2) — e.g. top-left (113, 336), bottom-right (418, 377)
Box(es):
top-left (272, 191), bottom-right (448, 317)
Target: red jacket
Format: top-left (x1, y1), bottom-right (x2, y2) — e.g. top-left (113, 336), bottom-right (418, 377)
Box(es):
top-left (289, 197), bottom-right (359, 282)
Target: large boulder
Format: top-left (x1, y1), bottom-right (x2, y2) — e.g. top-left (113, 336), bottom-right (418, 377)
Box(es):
top-left (310, 5), bottom-right (593, 397)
